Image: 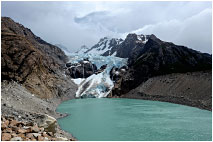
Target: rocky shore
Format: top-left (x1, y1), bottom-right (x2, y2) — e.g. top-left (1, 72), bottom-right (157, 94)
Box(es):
top-left (1, 116), bottom-right (74, 141)
top-left (1, 80), bottom-right (78, 141)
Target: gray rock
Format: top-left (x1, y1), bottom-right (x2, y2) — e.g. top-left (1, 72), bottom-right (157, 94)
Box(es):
top-left (10, 137), bottom-right (23, 141)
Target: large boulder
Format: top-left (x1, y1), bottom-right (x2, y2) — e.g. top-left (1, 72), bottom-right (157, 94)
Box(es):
top-left (65, 59), bottom-right (97, 78)
top-left (38, 115), bottom-right (57, 134)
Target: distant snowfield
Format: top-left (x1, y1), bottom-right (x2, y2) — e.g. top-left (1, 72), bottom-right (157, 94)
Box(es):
top-left (67, 53), bottom-right (127, 98)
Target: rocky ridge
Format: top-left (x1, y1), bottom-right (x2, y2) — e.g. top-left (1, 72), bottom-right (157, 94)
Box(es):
top-left (84, 37), bottom-right (123, 56)
top-left (55, 44), bottom-right (72, 55)
top-left (120, 34), bottom-right (212, 94)
top-left (109, 33), bottom-right (212, 110)
top-left (1, 17), bottom-right (76, 99)
top-left (82, 34), bottom-right (150, 58)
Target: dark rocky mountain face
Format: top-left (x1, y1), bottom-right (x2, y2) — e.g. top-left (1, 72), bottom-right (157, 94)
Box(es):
top-left (113, 34), bottom-right (212, 95)
top-left (65, 59), bottom-right (98, 78)
top-left (1, 17), bottom-right (68, 67)
top-left (116, 34), bottom-right (150, 59)
top-left (1, 17), bottom-right (76, 99)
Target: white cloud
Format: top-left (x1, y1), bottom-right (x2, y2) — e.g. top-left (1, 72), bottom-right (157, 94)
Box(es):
top-left (1, 1), bottom-right (212, 53)
top-left (127, 8), bottom-right (212, 53)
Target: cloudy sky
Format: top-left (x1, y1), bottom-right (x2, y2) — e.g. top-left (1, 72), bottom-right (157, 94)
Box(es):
top-left (1, 1), bottom-right (212, 53)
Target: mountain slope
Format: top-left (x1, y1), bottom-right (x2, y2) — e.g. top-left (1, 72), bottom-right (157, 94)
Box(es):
top-left (122, 71), bottom-right (212, 110)
top-left (85, 37), bottom-right (123, 56)
top-left (55, 44), bottom-right (72, 55)
top-left (75, 45), bottom-right (90, 54)
top-left (1, 17), bottom-right (77, 99)
top-left (112, 34), bottom-right (212, 95)
top-left (83, 34), bottom-right (150, 58)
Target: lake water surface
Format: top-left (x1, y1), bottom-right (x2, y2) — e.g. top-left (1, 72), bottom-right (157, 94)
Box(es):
top-left (57, 98), bottom-right (212, 141)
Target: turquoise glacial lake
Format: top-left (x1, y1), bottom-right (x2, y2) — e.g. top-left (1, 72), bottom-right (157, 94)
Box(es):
top-left (56, 98), bottom-right (212, 141)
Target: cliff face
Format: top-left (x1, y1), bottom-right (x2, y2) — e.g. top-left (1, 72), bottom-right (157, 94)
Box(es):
top-left (109, 34), bottom-right (212, 110)
top-left (1, 17), bottom-right (77, 99)
top-left (116, 34), bottom-right (149, 59)
top-left (119, 34), bottom-right (212, 94)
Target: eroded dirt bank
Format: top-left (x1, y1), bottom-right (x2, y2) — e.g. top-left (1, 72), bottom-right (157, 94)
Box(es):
top-left (121, 71), bottom-right (212, 111)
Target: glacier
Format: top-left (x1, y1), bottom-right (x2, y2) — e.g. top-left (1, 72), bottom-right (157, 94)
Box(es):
top-left (67, 53), bottom-right (127, 98)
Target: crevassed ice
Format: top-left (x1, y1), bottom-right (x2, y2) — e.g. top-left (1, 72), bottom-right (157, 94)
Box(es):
top-left (68, 53), bottom-right (127, 98)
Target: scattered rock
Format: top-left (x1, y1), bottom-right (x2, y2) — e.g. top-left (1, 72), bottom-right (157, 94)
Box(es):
top-left (11, 133), bottom-right (18, 138)
top-left (10, 137), bottom-right (23, 141)
top-left (1, 122), bottom-right (7, 129)
top-left (31, 125), bottom-right (40, 133)
top-left (1, 133), bottom-right (11, 141)
top-left (17, 133), bottom-right (25, 139)
top-left (1, 116), bottom-right (72, 141)
top-left (10, 120), bottom-right (19, 127)
top-left (47, 132), bottom-right (53, 137)
top-left (3, 127), bottom-right (12, 133)
top-left (17, 128), bottom-right (27, 134)
top-left (32, 133), bottom-right (41, 138)
top-left (42, 132), bottom-right (49, 137)
top-left (38, 135), bottom-right (44, 141)
top-left (39, 115), bottom-right (57, 134)
top-left (44, 137), bottom-right (49, 141)
top-left (26, 133), bottom-right (34, 139)
top-left (56, 137), bottom-right (68, 141)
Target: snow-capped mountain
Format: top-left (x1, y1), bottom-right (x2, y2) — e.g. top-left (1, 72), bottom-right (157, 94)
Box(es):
top-left (84, 37), bottom-right (123, 56)
top-left (75, 45), bottom-right (90, 54)
top-left (136, 34), bottom-right (150, 43)
top-left (78, 34), bottom-right (151, 58)
top-left (116, 34), bottom-right (151, 59)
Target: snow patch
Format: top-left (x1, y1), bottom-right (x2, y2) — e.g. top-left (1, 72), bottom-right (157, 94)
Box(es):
top-left (71, 78), bottom-right (85, 85)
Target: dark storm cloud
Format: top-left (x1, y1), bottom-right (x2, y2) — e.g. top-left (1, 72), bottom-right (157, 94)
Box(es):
top-left (1, 1), bottom-right (212, 53)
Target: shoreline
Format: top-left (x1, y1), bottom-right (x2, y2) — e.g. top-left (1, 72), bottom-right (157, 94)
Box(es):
top-left (119, 96), bottom-right (212, 111)
top-left (120, 71), bottom-right (212, 111)
top-left (53, 98), bottom-right (77, 140)
top-left (1, 80), bottom-right (78, 141)
top-left (53, 96), bottom-right (211, 141)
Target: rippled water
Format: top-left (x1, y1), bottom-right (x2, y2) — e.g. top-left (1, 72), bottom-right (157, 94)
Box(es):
top-left (57, 98), bottom-right (212, 141)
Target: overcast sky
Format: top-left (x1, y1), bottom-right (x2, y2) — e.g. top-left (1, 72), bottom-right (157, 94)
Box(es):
top-left (1, 1), bottom-right (212, 53)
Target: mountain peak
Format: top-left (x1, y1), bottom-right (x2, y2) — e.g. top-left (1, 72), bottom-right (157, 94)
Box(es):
top-left (84, 37), bottom-right (123, 56)
top-left (75, 45), bottom-right (89, 54)
top-left (125, 33), bottom-right (151, 44)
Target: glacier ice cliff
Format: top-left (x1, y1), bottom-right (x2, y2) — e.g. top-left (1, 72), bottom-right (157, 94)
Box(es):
top-left (67, 53), bottom-right (127, 98)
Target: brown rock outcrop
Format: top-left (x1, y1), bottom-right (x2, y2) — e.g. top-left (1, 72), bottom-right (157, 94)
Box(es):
top-left (1, 17), bottom-right (76, 99)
